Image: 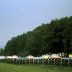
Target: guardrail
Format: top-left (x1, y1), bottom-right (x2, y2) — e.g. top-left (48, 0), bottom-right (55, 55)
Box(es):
top-left (0, 58), bottom-right (72, 66)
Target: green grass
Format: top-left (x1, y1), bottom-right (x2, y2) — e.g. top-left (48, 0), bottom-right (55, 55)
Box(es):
top-left (0, 63), bottom-right (71, 72)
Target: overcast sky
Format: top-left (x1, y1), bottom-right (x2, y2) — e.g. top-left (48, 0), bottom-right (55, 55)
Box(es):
top-left (0, 0), bottom-right (72, 48)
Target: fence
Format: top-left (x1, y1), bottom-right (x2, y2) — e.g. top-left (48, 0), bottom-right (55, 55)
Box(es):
top-left (0, 58), bottom-right (72, 66)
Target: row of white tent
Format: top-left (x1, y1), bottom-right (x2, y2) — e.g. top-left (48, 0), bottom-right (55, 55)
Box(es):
top-left (0, 55), bottom-right (19, 59)
top-left (0, 54), bottom-right (61, 60)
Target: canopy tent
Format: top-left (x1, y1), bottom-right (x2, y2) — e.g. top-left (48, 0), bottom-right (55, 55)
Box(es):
top-left (11, 55), bottom-right (19, 59)
top-left (49, 54), bottom-right (61, 59)
top-left (42, 54), bottom-right (50, 59)
top-left (19, 57), bottom-right (27, 60)
top-left (0, 56), bottom-right (6, 59)
top-left (34, 57), bottom-right (43, 60)
top-left (6, 56), bottom-right (12, 59)
top-left (26, 55), bottom-right (34, 60)
top-left (6, 55), bottom-right (19, 59)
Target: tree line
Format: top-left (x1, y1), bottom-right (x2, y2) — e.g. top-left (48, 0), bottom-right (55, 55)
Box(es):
top-left (1, 16), bottom-right (72, 56)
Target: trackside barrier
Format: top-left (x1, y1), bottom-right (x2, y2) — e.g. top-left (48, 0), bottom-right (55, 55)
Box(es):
top-left (0, 58), bottom-right (72, 66)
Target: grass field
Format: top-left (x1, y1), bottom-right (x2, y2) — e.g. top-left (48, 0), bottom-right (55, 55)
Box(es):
top-left (0, 63), bottom-right (71, 72)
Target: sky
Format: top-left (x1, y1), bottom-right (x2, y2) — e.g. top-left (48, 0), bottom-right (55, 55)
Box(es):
top-left (0, 0), bottom-right (72, 48)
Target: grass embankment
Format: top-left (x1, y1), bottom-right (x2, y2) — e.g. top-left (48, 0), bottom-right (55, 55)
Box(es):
top-left (0, 63), bottom-right (71, 72)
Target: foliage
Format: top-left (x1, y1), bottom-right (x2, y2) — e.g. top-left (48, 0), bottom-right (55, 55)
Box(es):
top-left (2, 16), bottom-right (72, 56)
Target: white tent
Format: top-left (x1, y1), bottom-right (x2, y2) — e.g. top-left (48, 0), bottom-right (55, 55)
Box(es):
top-left (11, 55), bottom-right (19, 59)
top-left (6, 56), bottom-right (12, 59)
top-left (26, 55), bottom-right (34, 59)
top-left (0, 56), bottom-right (6, 59)
top-left (34, 57), bottom-right (43, 60)
top-left (49, 54), bottom-right (61, 59)
top-left (6, 55), bottom-right (19, 59)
